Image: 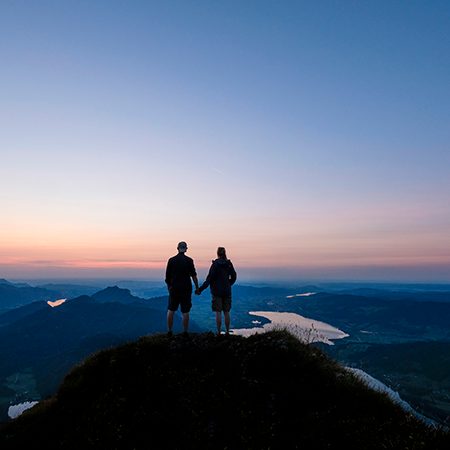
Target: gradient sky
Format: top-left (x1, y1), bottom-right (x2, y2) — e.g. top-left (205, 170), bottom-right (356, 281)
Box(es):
top-left (1, 1), bottom-right (449, 282)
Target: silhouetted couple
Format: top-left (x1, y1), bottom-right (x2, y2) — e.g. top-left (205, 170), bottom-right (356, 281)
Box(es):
top-left (165, 241), bottom-right (237, 336)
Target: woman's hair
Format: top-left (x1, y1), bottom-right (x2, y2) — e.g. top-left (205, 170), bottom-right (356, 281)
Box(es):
top-left (217, 247), bottom-right (227, 258)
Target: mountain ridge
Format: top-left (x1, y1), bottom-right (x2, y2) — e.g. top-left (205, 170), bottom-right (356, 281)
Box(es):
top-left (0, 286), bottom-right (188, 420)
top-left (1, 331), bottom-right (449, 449)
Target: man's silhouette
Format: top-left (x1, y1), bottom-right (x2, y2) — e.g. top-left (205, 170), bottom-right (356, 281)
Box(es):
top-left (165, 241), bottom-right (199, 335)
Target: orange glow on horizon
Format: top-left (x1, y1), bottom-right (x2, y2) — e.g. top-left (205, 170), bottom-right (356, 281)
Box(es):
top-left (1, 201), bottom-right (449, 280)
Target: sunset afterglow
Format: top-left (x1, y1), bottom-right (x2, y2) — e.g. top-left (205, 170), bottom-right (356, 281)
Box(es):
top-left (1, 1), bottom-right (449, 281)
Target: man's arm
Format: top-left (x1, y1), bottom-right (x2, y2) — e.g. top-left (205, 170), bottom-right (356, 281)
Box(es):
top-left (192, 275), bottom-right (199, 290)
top-left (190, 259), bottom-right (199, 291)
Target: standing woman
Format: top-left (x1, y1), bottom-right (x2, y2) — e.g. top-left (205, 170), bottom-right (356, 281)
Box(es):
top-left (196, 247), bottom-right (237, 335)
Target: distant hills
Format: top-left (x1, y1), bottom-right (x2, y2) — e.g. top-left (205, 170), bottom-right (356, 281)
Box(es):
top-left (0, 279), bottom-right (135, 312)
top-left (279, 292), bottom-right (450, 342)
top-left (2, 278), bottom-right (450, 427)
top-left (0, 282), bottom-right (60, 311)
top-left (0, 286), bottom-right (194, 421)
top-left (334, 287), bottom-right (450, 303)
top-left (36, 283), bottom-right (99, 299)
top-left (330, 340), bottom-right (450, 425)
top-left (0, 302), bottom-right (48, 327)
top-left (91, 285), bottom-right (144, 303)
top-left (1, 331), bottom-right (449, 449)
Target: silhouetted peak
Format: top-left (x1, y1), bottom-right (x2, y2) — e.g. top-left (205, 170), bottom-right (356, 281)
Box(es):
top-left (91, 286), bottom-right (137, 303)
top-left (1, 331), bottom-right (446, 449)
top-left (68, 295), bottom-right (94, 304)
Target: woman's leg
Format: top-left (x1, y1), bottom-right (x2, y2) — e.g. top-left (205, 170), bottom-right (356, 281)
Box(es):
top-left (224, 311), bottom-right (231, 334)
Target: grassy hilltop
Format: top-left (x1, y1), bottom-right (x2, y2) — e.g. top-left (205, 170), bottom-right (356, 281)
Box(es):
top-left (1, 331), bottom-right (449, 449)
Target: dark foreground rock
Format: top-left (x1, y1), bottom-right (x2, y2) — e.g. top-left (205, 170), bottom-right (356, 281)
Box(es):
top-left (1, 331), bottom-right (449, 449)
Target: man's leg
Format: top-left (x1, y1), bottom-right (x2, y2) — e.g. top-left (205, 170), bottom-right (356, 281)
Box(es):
top-left (215, 311), bottom-right (222, 335)
top-left (167, 310), bottom-right (175, 333)
top-left (224, 311), bottom-right (231, 334)
top-left (182, 312), bottom-right (189, 332)
top-left (180, 296), bottom-right (192, 334)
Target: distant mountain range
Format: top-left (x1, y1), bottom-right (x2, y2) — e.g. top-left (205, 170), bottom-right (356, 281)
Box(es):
top-left (334, 287), bottom-right (450, 303)
top-left (2, 277), bottom-right (450, 426)
top-left (0, 302), bottom-right (49, 327)
top-left (0, 281), bottom-right (60, 311)
top-left (329, 340), bottom-right (450, 425)
top-left (276, 292), bottom-right (450, 342)
top-left (91, 285), bottom-right (145, 303)
top-left (0, 285), bottom-right (195, 421)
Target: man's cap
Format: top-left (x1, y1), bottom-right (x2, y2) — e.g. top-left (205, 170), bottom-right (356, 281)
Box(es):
top-left (177, 241), bottom-right (188, 252)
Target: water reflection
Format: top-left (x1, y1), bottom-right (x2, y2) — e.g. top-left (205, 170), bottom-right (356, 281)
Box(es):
top-left (232, 311), bottom-right (349, 345)
top-left (47, 299), bottom-right (67, 308)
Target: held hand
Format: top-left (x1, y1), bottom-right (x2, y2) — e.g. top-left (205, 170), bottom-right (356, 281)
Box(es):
top-left (195, 288), bottom-right (201, 295)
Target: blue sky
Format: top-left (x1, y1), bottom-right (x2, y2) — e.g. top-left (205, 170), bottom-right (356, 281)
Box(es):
top-left (1, 1), bottom-right (449, 281)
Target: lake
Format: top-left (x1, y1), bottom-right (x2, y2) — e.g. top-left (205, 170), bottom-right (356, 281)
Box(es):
top-left (8, 401), bottom-right (38, 419)
top-left (232, 311), bottom-right (349, 345)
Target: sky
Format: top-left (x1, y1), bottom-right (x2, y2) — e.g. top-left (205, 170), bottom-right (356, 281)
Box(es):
top-left (1, 0), bottom-right (449, 282)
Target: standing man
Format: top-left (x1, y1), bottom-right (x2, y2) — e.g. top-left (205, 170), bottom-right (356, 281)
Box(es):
top-left (196, 247), bottom-right (237, 335)
top-left (165, 241), bottom-right (199, 336)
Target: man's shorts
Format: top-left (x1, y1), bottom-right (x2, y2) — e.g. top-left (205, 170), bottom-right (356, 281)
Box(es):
top-left (168, 292), bottom-right (192, 314)
top-left (212, 295), bottom-right (232, 313)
